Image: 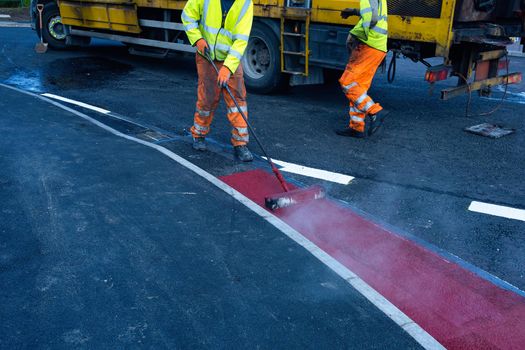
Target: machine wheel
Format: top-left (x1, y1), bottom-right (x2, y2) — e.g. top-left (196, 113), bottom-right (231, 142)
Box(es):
top-left (242, 21), bottom-right (287, 94)
top-left (38, 3), bottom-right (67, 49)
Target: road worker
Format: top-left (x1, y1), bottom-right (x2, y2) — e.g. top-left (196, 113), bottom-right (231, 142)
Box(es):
top-left (338, 0), bottom-right (388, 138)
top-left (182, 0), bottom-right (254, 161)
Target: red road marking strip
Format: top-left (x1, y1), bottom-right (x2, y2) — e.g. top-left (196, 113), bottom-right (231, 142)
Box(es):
top-left (220, 169), bottom-right (525, 349)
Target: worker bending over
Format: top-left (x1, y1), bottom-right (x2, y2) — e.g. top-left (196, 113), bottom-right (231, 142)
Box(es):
top-left (338, 0), bottom-right (388, 138)
top-left (182, 0), bottom-right (254, 161)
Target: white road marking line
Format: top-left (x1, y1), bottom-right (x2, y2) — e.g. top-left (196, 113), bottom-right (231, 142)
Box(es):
top-left (469, 201), bottom-right (525, 222)
top-left (142, 133), bottom-right (161, 141)
top-left (263, 157), bottom-right (354, 185)
top-left (42, 93), bottom-right (111, 114)
top-left (0, 15), bottom-right (11, 18)
top-left (41, 93), bottom-right (173, 136)
top-left (1, 83), bottom-right (444, 350)
top-left (508, 51), bottom-right (525, 58)
top-left (0, 21), bottom-right (31, 27)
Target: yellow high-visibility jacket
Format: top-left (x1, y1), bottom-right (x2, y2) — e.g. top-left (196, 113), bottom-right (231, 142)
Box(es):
top-left (350, 0), bottom-right (388, 52)
top-left (182, 0), bottom-right (253, 73)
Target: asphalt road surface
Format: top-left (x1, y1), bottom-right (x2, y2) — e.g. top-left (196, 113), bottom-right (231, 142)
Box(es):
top-left (1, 27), bottom-right (524, 349)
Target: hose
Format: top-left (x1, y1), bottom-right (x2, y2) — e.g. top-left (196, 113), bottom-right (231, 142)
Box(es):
top-left (456, 52), bottom-right (510, 118)
top-left (387, 52), bottom-right (396, 83)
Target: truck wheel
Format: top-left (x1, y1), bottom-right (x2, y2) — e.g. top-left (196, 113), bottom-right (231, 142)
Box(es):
top-left (242, 22), bottom-right (287, 94)
top-left (40, 3), bottom-right (67, 49)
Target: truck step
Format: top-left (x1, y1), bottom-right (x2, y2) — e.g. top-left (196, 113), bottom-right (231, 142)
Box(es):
top-left (282, 70), bottom-right (306, 75)
top-left (283, 51), bottom-right (306, 56)
top-left (283, 32), bottom-right (306, 38)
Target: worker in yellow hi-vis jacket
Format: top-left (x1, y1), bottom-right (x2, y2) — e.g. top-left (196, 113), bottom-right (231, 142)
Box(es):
top-left (182, 0), bottom-right (254, 161)
top-left (337, 0), bottom-right (388, 138)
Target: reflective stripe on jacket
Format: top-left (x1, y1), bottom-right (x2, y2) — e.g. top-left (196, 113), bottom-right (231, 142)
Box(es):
top-left (182, 0), bottom-right (253, 73)
top-left (350, 0), bottom-right (388, 52)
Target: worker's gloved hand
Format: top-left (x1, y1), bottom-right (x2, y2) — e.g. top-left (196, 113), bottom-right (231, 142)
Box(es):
top-left (195, 39), bottom-right (209, 55)
top-left (346, 33), bottom-right (357, 51)
top-left (341, 8), bottom-right (360, 19)
top-left (217, 66), bottom-right (231, 87)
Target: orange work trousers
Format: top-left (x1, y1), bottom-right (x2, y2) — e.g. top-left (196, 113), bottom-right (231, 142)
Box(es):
top-left (339, 43), bottom-right (386, 133)
top-left (191, 53), bottom-right (249, 146)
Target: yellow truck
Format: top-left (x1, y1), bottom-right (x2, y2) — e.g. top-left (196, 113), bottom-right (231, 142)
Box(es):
top-left (30, 0), bottom-right (524, 98)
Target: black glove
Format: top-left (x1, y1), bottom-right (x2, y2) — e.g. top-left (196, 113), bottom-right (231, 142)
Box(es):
top-left (346, 33), bottom-right (358, 51)
top-left (341, 8), bottom-right (360, 19)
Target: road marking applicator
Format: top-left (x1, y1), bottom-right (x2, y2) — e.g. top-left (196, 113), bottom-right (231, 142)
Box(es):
top-left (203, 50), bottom-right (325, 210)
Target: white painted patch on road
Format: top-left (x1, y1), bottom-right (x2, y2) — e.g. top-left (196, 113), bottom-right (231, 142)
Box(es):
top-left (481, 86), bottom-right (525, 105)
top-left (0, 21), bottom-right (31, 27)
top-left (508, 51), bottom-right (525, 58)
top-left (0, 15), bottom-right (11, 18)
top-left (263, 157), bottom-right (354, 185)
top-left (42, 93), bottom-right (111, 114)
top-left (469, 201), bottom-right (525, 222)
top-left (0, 83), bottom-right (445, 350)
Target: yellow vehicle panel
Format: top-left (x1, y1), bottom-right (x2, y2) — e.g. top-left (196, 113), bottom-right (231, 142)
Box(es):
top-left (309, 0), bottom-right (456, 56)
top-left (59, 0), bottom-right (141, 33)
top-left (311, 0), bottom-right (359, 25)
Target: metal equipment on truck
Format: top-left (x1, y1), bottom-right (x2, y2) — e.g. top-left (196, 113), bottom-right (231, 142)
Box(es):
top-left (30, 0), bottom-right (524, 99)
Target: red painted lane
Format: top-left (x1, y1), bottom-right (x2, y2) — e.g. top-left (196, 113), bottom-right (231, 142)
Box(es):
top-left (220, 169), bottom-right (525, 349)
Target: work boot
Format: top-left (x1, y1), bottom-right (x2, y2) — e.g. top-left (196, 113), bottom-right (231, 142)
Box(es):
top-left (368, 109), bottom-right (389, 136)
top-left (234, 145), bottom-right (253, 162)
top-left (192, 137), bottom-right (207, 151)
top-left (335, 127), bottom-right (367, 138)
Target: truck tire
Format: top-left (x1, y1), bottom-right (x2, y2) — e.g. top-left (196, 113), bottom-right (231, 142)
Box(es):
top-left (39, 3), bottom-right (67, 49)
top-left (242, 21), bottom-right (287, 94)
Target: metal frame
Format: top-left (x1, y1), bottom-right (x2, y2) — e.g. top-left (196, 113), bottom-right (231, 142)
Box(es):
top-left (285, 0), bottom-right (311, 8)
top-left (70, 28), bottom-right (196, 53)
top-left (138, 19), bottom-right (184, 31)
top-left (441, 72), bottom-right (522, 100)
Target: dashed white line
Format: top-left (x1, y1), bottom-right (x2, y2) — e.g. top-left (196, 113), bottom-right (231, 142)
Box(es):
top-left (42, 93), bottom-right (111, 114)
top-left (469, 201), bottom-right (525, 222)
top-left (263, 157), bottom-right (354, 185)
top-left (1, 83), bottom-right (445, 350)
top-left (43, 93), bottom-right (156, 131)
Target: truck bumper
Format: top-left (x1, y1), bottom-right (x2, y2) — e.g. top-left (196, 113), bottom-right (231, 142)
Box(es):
top-left (441, 72), bottom-right (522, 100)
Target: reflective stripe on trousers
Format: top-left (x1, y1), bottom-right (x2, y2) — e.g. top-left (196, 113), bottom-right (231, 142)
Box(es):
top-left (231, 132), bottom-right (249, 142)
top-left (227, 106), bottom-right (249, 144)
top-left (342, 82), bottom-right (358, 94)
top-left (234, 127), bottom-right (248, 134)
top-left (196, 108), bottom-right (212, 117)
top-left (227, 105), bottom-right (248, 114)
top-left (354, 92), bottom-right (377, 113)
top-left (192, 123), bottom-right (210, 135)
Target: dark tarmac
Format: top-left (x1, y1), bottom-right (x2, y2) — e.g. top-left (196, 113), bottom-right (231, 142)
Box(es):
top-left (0, 86), bottom-right (422, 348)
top-left (1, 27), bottom-right (524, 348)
